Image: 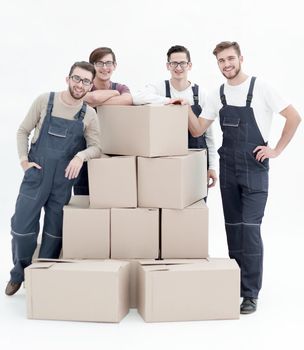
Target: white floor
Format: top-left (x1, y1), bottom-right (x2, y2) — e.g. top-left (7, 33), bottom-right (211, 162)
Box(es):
top-left (1, 183), bottom-right (303, 350)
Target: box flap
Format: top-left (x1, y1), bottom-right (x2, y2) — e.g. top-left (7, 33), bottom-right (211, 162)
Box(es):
top-left (139, 259), bottom-right (207, 267)
top-left (33, 258), bottom-right (78, 263)
top-left (50, 259), bottom-right (129, 272)
top-left (27, 262), bottom-right (55, 269)
top-left (141, 258), bottom-right (239, 273)
top-left (64, 195), bottom-right (90, 209)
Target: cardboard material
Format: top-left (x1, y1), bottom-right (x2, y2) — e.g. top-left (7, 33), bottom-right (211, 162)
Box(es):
top-left (63, 196), bottom-right (110, 259)
top-left (121, 259), bottom-right (161, 309)
top-left (137, 258), bottom-right (240, 322)
top-left (88, 156), bottom-right (137, 208)
top-left (161, 200), bottom-right (209, 258)
top-left (128, 259), bottom-right (208, 309)
top-left (25, 260), bottom-right (130, 323)
top-left (111, 208), bottom-right (159, 259)
top-left (97, 105), bottom-right (188, 157)
top-left (138, 150), bottom-right (207, 209)
top-left (126, 260), bottom-right (139, 308)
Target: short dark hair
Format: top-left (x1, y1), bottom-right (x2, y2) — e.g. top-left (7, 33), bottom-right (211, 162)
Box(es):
top-left (89, 47), bottom-right (117, 64)
top-left (167, 45), bottom-right (191, 62)
top-left (69, 61), bottom-right (96, 80)
top-left (213, 41), bottom-right (241, 57)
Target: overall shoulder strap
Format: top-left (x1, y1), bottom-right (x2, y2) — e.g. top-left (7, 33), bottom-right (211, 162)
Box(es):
top-left (165, 80), bottom-right (171, 98)
top-left (192, 84), bottom-right (199, 105)
top-left (47, 92), bottom-right (55, 114)
top-left (75, 103), bottom-right (87, 120)
top-left (246, 76), bottom-right (256, 107)
top-left (220, 84), bottom-right (227, 106)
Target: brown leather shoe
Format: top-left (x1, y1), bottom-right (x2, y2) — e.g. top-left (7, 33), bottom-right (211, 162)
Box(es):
top-left (5, 280), bottom-right (22, 296)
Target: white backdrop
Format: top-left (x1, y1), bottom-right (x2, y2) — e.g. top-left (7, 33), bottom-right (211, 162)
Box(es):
top-left (0, 1), bottom-right (303, 349)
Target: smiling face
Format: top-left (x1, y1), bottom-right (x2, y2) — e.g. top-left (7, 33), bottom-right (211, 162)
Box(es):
top-left (93, 53), bottom-right (116, 82)
top-left (216, 47), bottom-right (243, 80)
top-left (166, 52), bottom-right (192, 81)
top-left (66, 67), bottom-right (93, 100)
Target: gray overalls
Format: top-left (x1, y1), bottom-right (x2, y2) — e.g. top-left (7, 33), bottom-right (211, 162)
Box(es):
top-left (218, 77), bottom-right (269, 298)
top-left (10, 92), bottom-right (86, 283)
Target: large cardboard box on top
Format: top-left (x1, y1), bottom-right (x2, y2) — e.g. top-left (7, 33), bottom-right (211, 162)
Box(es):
top-left (161, 200), bottom-right (209, 258)
top-left (97, 105), bottom-right (188, 157)
top-left (88, 155), bottom-right (137, 208)
top-left (138, 150), bottom-right (207, 209)
top-left (111, 208), bottom-right (159, 259)
top-left (25, 260), bottom-right (130, 323)
top-left (62, 196), bottom-right (110, 259)
top-left (137, 258), bottom-right (240, 322)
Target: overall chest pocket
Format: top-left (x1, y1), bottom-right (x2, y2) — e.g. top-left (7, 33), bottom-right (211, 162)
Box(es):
top-left (47, 124), bottom-right (69, 151)
top-left (222, 116), bottom-right (240, 127)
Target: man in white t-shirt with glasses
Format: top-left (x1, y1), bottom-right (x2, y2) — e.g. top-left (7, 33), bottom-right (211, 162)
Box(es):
top-left (132, 45), bottom-right (218, 193)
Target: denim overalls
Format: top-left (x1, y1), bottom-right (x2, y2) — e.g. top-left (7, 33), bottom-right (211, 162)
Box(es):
top-left (218, 77), bottom-right (269, 298)
top-left (10, 92), bottom-right (87, 282)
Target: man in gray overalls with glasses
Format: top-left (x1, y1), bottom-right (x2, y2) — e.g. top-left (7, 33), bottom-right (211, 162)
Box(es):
top-left (5, 61), bottom-right (102, 296)
top-left (188, 41), bottom-right (301, 314)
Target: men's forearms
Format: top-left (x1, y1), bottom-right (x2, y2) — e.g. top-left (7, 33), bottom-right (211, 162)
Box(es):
top-left (188, 108), bottom-right (213, 137)
top-left (84, 90), bottom-right (120, 106)
top-left (102, 93), bottom-right (133, 105)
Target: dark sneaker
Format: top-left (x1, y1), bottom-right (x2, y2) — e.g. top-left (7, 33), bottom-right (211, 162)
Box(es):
top-left (5, 281), bottom-right (22, 296)
top-left (240, 298), bottom-right (257, 314)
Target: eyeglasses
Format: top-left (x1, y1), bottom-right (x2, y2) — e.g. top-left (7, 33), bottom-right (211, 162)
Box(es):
top-left (69, 75), bottom-right (92, 86)
top-left (168, 61), bottom-right (190, 69)
top-left (94, 61), bottom-right (115, 68)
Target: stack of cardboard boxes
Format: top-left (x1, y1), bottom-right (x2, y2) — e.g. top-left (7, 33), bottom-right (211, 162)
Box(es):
top-left (25, 105), bottom-right (240, 323)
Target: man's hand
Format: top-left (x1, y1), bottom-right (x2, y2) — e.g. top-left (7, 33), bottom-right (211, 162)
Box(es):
top-left (207, 169), bottom-right (218, 188)
top-left (21, 160), bottom-right (42, 172)
top-left (166, 98), bottom-right (189, 105)
top-left (253, 145), bottom-right (279, 162)
top-left (65, 156), bottom-right (83, 180)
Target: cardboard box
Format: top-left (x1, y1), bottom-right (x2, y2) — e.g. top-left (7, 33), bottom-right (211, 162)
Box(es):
top-left (25, 260), bottom-right (130, 323)
top-left (128, 259), bottom-right (206, 309)
top-left (161, 200), bottom-right (208, 258)
top-left (63, 196), bottom-right (110, 259)
top-left (137, 258), bottom-right (240, 322)
top-left (138, 150), bottom-right (207, 209)
top-left (97, 105), bottom-right (188, 157)
top-left (88, 156), bottom-right (137, 208)
top-left (111, 208), bottom-right (159, 259)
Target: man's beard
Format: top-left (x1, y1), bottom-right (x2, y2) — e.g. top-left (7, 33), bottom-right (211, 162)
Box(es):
top-left (222, 65), bottom-right (241, 80)
top-left (69, 85), bottom-right (86, 100)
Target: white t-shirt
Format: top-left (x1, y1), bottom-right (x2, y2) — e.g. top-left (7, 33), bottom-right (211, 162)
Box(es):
top-left (132, 81), bottom-right (217, 170)
top-left (204, 77), bottom-right (289, 142)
